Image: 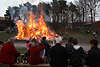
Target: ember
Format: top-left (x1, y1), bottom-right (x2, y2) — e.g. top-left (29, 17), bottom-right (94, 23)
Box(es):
top-left (16, 11), bottom-right (58, 40)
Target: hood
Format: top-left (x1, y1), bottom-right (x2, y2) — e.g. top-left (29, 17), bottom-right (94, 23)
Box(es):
top-left (55, 36), bottom-right (62, 43)
top-left (73, 45), bottom-right (81, 50)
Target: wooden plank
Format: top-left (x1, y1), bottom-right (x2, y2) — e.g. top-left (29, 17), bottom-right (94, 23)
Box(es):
top-left (11, 64), bottom-right (50, 67)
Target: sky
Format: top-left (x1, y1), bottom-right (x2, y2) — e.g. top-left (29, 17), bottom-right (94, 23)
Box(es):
top-left (0, 0), bottom-right (74, 17)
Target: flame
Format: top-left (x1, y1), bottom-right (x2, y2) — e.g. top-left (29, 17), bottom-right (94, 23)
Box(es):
top-left (16, 12), bottom-right (58, 40)
top-left (16, 20), bottom-right (25, 40)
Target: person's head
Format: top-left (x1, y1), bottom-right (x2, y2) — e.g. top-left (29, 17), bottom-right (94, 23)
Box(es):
top-left (68, 37), bottom-right (74, 43)
top-left (26, 38), bottom-right (30, 43)
top-left (90, 39), bottom-right (98, 47)
top-left (72, 38), bottom-right (78, 46)
top-left (42, 37), bottom-right (46, 40)
top-left (32, 38), bottom-right (39, 45)
top-left (30, 41), bottom-right (36, 47)
top-left (7, 37), bottom-right (15, 43)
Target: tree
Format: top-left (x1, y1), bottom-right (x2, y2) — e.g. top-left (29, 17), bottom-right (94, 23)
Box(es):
top-left (51, 0), bottom-right (67, 23)
top-left (4, 10), bottom-right (11, 20)
top-left (76, 0), bottom-right (88, 23)
top-left (69, 2), bottom-right (77, 23)
top-left (86, 0), bottom-right (100, 23)
top-left (38, 2), bottom-right (51, 16)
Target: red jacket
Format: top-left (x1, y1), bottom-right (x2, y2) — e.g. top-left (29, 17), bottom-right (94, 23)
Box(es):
top-left (0, 42), bottom-right (18, 64)
top-left (29, 44), bottom-right (45, 65)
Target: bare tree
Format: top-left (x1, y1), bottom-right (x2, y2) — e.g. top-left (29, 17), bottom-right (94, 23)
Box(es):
top-left (85, 0), bottom-right (99, 23)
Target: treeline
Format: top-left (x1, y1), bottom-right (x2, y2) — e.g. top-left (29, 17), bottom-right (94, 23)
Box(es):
top-left (4, 0), bottom-right (100, 31)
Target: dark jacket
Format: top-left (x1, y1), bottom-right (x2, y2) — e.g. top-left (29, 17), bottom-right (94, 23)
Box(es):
top-left (49, 43), bottom-right (68, 67)
top-left (86, 46), bottom-right (100, 67)
top-left (41, 40), bottom-right (50, 56)
top-left (68, 45), bottom-right (85, 66)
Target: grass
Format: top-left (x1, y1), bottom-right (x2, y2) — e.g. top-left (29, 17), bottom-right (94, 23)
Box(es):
top-left (62, 30), bottom-right (100, 43)
top-left (17, 48), bottom-right (27, 54)
top-left (0, 31), bottom-right (16, 42)
top-left (0, 30), bottom-right (99, 43)
top-left (0, 30), bottom-right (100, 53)
top-left (0, 46), bottom-right (26, 54)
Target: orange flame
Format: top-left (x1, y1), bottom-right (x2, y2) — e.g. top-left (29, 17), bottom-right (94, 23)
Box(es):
top-left (16, 12), bottom-right (58, 40)
top-left (16, 20), bottom-right (25, 40)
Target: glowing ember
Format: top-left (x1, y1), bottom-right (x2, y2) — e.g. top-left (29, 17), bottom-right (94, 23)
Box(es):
top-left (16, 12), bottom-right (58, 40)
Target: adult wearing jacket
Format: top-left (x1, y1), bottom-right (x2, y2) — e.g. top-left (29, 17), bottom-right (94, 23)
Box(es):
top-left (68, 38), bottom-right (86, 67)
top-left (41, 37), bottom-right (50, 63)
top-left (86, 39), bottom-right (100, 67)
top-left (28, 40), bottom-right (45, 65)
top-left (41, 37), bottom-right (50, 56)
top-left (49, 37), bottom-right (68, 67)
top-left (0, 40), bottom-right (19, 64)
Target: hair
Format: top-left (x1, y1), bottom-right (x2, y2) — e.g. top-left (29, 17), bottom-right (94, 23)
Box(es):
top-left (31, 38), bottom-right (37, 43)
top-left (56, 43), bottom-right (61, 46)
top-left (90, 39), bottom-right (98, 46)
top-left (30, 41), bottom-right (36, 47)
top-left (42, 37), bottom-right (46, 40)
top-left (68, 37), bottom-right (74, 43)
top-left (26, 40), bottom-right (30, 43)
top-left (72, 38), bottom-right (78, 45)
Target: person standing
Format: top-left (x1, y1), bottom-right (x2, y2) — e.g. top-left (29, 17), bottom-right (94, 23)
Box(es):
top-left (92, 31), bottom-right (97, 38)
top-left (41, 37), bottom-right (50, 63)
top-left (28, 40), bottom-right (45, 65)
top-left (0, 38), bottom-right (20, 64)
top-left (49, 37), bottom-right (68, 67)
top-left (68, 38), bottom-right (86, 67)
top-left (86, 39), bottom-right (100, 67)
top-left (66, 37), bottom-right (74, 48)
top-left (25, 38), bottom-right (31, 51)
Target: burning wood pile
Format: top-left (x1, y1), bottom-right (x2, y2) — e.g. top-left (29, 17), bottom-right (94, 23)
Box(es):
top-left (16, 12), bottom-right (58, 40)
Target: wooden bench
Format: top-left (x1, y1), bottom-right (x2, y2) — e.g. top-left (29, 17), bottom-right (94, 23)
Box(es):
top-left (11, 64), bottom-right (50, 67)
top-left (0, 64), bottom-right (50, 67)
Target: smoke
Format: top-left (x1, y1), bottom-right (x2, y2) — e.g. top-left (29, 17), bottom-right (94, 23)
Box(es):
top-left (8, 2), bottom-right (51, 24)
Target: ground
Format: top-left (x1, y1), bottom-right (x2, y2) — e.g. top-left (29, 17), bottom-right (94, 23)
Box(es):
top-left (0, 30), bottom-right (100, 67)
top-left (0, 30), bottom-right (100, 53)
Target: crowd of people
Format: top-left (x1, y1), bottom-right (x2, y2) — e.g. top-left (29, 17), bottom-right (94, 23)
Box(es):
top-left (0, 36), bottom-right (100, 67)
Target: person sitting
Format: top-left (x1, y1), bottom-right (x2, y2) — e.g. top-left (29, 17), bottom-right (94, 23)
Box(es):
top-left (28, 39), bottom-right (45, 65)
top-left (0, 38), bottom-right (20, 64)
top-left (86, 39), bottom-right (100, 67)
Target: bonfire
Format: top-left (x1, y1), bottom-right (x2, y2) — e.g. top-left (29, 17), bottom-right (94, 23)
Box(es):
top-left (16, 11), bottom-right (58, 40)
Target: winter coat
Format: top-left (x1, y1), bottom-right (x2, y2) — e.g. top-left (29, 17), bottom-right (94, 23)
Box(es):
top-left (26, 41), bottom-right (31, 50)
top-left (49, 43), bottom-right (68, 67)
top-left (86, 46), bottom-right (100, 67)
top-left (28, 44), bottom-right (45, 65)
top-left (41, 40), bottom-right (50, 56)
top-left (68, 45), bottom-right (85, 66)
top-left (0, 42), bottom-right (18, 64)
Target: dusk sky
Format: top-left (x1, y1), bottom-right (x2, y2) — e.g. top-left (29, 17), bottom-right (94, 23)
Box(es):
top-left (0, 0), bottom-right (74, 17)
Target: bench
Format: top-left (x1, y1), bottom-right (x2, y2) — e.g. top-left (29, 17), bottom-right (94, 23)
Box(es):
top-left (0, 64), bottom-right (50, 67)
top-left (11, 64), bottom-right (50, 67)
